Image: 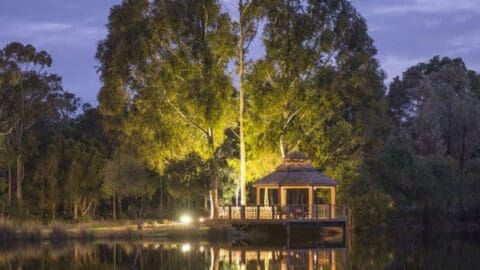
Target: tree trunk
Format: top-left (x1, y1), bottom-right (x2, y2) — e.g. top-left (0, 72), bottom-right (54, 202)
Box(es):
top-left (238, 0), bottom-right (247, 207)
top-left (16, 155), bottom-right (23, 201)
top-left (73, 203), bottom-right (78, 220)
top-left (7, 164), bottom-right (12, 205)
top-left (51, 203), bottom-right (56, 220)
top-left (135, 199), bottom-right (144, 231)
top-left (118, 196), bottom-right (122, 218)
top-left (208, 129), bottom-right (220, 218)
top-left (113, 194), bottom-right (117, 220)
top-left (280, 136), bottom-right (287, 158)
top-left (204, 196), bottom-right (209, 212)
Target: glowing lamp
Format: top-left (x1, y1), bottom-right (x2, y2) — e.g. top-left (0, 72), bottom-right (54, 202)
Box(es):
top-left (179, 214), bottom-right (193, 225)
top-left (181, 243), bottom-right (191, 252)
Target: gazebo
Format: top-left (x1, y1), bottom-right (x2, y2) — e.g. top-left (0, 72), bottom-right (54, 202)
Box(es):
top-left (252, 152), bottom-right (337, 214)
top-left (215, 152), bottom-right (343, 221)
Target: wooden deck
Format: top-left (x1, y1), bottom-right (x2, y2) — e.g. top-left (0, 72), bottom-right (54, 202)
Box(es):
top-left (209, 204), bottom-right (347, 225)
top-left (206, 204), bottom-right (348, 246)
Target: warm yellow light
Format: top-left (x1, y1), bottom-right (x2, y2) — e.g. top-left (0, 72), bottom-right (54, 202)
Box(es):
top-left (181, 243), bottom-right (191, 252)
top-left (180, 215), bottom-right (192, 225)
top-left (198, 217), bottom-right (205, 223)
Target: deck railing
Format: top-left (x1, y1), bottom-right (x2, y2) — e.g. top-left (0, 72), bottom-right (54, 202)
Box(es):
top-left (218, 204), bottom-right (346, 221)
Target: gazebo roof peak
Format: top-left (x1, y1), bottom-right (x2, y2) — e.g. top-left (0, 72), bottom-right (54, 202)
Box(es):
top-left (253, 152), bottom-right (338, 187)
top-left (284, 151), bottom-right (309, 162)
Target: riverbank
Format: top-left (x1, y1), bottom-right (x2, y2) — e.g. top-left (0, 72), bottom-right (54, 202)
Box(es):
top-left (0, 219), bottom-right (236, 243)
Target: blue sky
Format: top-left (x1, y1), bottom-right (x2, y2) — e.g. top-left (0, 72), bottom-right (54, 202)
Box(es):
top-left (1, 0), bottom-right (480, 105)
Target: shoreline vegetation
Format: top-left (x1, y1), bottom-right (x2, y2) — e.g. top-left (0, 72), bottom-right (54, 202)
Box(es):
top-left (0, 218), bottom-right (349, 245)
top-left (0, 219), bottom-right (236, 243)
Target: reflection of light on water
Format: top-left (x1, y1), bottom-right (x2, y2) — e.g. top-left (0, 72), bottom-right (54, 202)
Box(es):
top-left (181, 243), bottom-right (191, 253)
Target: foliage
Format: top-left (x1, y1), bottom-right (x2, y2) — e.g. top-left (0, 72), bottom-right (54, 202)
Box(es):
top-left (0, 42), bottom-right (79, 201)
top-left (97, 0), bottom-right (237, 217)
top-left (351, 57), bottom-right (480, 230)
top-left (244, 0), bottom-right (389, 187)
top-left (3, 3), bottom-right (480, 234)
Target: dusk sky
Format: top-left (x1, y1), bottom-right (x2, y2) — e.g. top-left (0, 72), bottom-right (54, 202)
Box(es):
top-left (1, 0), bottom-right (480, 105)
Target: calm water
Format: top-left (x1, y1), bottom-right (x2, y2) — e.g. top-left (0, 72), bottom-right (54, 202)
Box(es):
top-left (1, 234), bottom-right (480, 269)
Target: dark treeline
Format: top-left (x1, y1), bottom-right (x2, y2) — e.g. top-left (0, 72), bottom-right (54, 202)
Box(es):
top-left (350, 56), bottom-right (480, 231)
top-left (0, 0), bottom-right (480, 232)
top-left (0, 42), bottom-right (224, 221)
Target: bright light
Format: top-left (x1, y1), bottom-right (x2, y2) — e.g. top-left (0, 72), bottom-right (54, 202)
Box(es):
top-left (179, 215), bottom-right (192, 225)
top-left (181, 243), bottom-right (191, 252)
top-left (199, 245), bottom-right (205, 252)
top-left (198, 217), bottom-right (205, 223)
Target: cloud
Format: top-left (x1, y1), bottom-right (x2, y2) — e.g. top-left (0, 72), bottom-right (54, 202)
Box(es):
top-left (16, 22), bottom-right (72, 32)
top-left (0, 19), bottom-right (105, 47)
top-left (447, 30), bottom-right (480, 54)
top-left (371, 0), bottom-right (480, 15)
top-left (381, 55), bottom-right (426, 82)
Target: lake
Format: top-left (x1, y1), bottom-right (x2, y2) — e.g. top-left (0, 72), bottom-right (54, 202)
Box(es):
top-left (1, 233), bottom-right (480, 269)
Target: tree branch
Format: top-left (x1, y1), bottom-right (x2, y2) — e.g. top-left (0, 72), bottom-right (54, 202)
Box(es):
top-left (165, 97), bottom-right (209, 137)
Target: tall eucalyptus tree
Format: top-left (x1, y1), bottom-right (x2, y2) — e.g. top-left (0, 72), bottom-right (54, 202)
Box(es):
top-left (97, 0), bottom-right (236, 217)
top-left (0, 42), bottom-right (78, 202)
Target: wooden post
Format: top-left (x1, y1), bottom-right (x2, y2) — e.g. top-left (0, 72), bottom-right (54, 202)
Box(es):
top-left (280, 187), bottom-right (287, 206)
top-left (272, 205), bottom-right (275, 220)
top-left (308, 250), bottom-right (314, 270)
top-left (286, 223), bottom-right (290, 248)
top-left (308, 187), bottom-right (314, 205)
top-left (278, 186), bottom-right (281, 206)
top-left (256, 187), bottom-right (260, 205)
top-left (308, 187), bottom-right (314, 218)
top-left (331, 186), bottom-right (336, 219)
top-left (228, 205), bottom-right (232, 220)
top-left (332, 249), bottom-right (337, 270)
top-left (257, 205), bottom-right (260, 220)
top-left (264, 188), bottom-right (269, 205)
top-left (241, 205), bottom-right (246, 220)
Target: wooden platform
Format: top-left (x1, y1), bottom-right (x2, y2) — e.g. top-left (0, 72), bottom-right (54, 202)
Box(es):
top-left (209, 218), bottom-right (346, 227)
top-left (208, 204), bottom-right (346, 224)
top-left (205, 204), bottom-right (347, 247)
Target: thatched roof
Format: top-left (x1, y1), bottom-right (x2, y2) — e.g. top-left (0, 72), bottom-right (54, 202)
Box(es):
top-left (252, 152), bottom-right (337, 187)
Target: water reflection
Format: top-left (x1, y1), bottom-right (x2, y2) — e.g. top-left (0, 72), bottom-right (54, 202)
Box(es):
top-left (0, 241), bottom-right (345, 270)
top-left (213, 246), bottom-right (345, 269)
top-left (1, 235), bottom-right (480, 269)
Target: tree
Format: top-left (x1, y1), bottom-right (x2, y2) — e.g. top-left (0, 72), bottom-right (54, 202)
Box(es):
top-left (245, 0), bottom-right (388, 186)
top-left (97, 0), bottom-right (236, 218)
top-left (0, 42), bottom-right (78, 202)
top-left (387, 57), bottom-right (480, 172)
top-left (236, 0), bottom-right (261, 207)
top-left (32, 142), bottom-right (61, 219)
top-left (64, 141), bottom-right (104, 220)
top-left (352, 56), bottom-right (480, 230)
top-left (103, 152), bottom-right (157, 229)
top-left (164, 153), bottom-right (212, 211)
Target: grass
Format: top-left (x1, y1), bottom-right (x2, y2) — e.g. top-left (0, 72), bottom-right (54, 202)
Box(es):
top-left (0, 218), bottom-right (234, 243)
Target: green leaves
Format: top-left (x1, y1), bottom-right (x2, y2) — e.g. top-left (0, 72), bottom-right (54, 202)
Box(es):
top-left (245, 0), bottom-right (387, 184)
top-left (103, 152), bottom-right (157, 199)
top-left (98, 0), bottom-right (236, 167)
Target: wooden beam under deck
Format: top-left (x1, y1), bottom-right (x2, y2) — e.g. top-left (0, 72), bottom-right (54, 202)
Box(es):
top-left (207, 218), bottom-right (346, 226)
